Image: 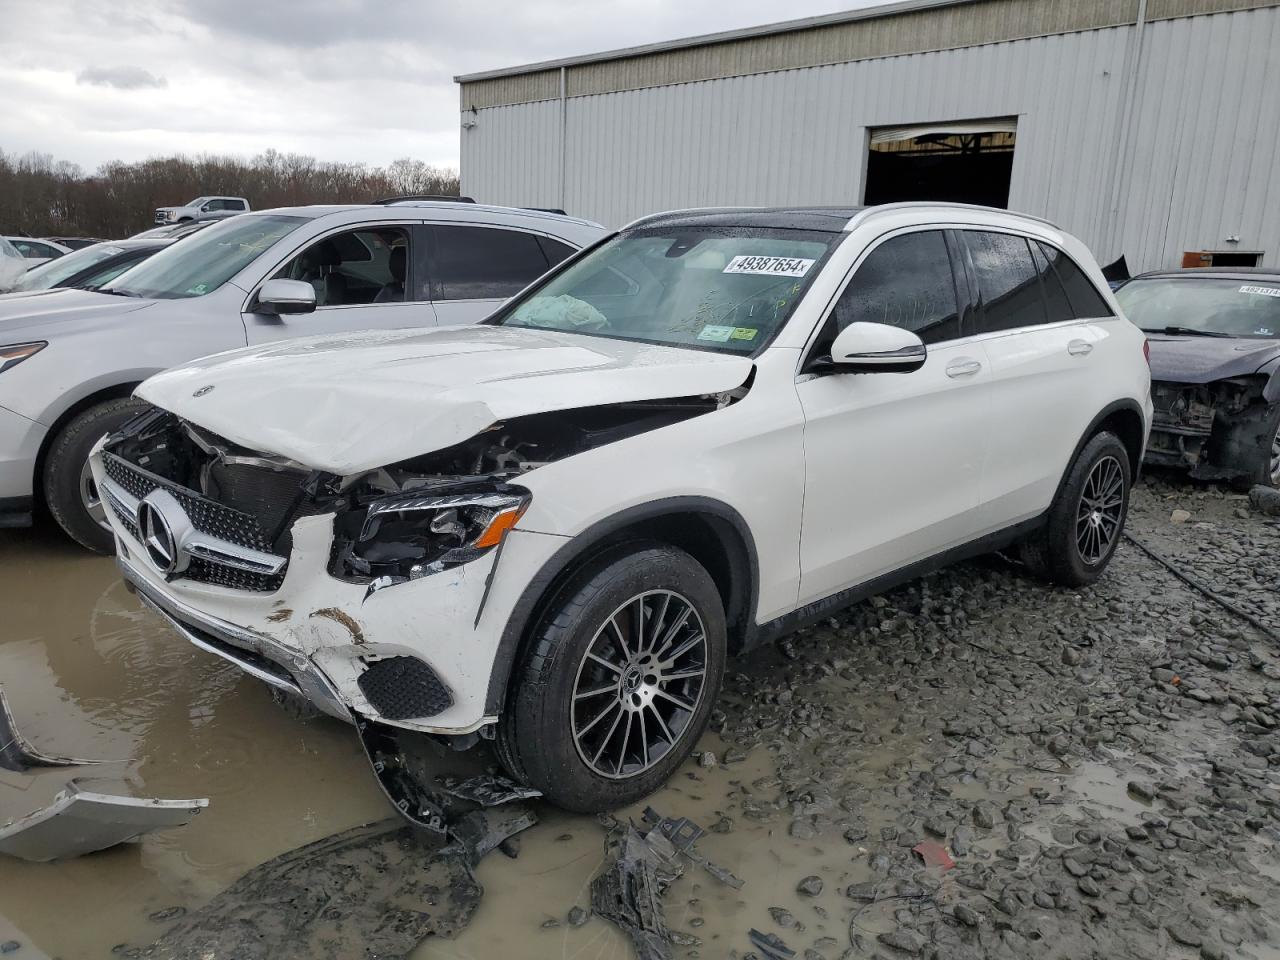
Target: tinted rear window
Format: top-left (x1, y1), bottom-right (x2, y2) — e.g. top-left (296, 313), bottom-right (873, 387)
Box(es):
top-left (964, 231), bottom-right (1045, 333)
top-left (429, 226), bottom-right (551, 300)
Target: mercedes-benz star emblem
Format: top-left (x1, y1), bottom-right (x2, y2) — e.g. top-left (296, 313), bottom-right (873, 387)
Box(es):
top-left (137, 498), bottom-right (179, 574)
top-left (193, 385), bottom-right (214, 397)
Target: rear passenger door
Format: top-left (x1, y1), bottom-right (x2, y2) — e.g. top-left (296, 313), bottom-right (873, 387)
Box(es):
top-left (423, 224), bottom-right (575, 325)
top-left (796, 229), bottom-right (993, 604)
top-left (957, 230), bottom-right (1116, 527)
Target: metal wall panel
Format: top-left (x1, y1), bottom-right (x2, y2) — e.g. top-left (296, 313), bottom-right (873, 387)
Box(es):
top-left (1114, 5), bottom-right (1280, 268)
top-left (462, 5), bottom-right (1280, 271)
top-left (459, 100), bottom-right (563, 210)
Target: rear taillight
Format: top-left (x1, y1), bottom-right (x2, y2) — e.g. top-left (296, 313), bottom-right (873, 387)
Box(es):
top-left (1142, 339), bottom-right (1150, 366)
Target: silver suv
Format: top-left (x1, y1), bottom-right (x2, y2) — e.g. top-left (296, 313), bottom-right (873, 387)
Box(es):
top-left (0, 202), bottom-right (605, 551)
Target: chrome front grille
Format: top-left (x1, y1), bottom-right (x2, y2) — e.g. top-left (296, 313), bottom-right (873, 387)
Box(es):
top-left (102, 453), bottom-right (287, 592)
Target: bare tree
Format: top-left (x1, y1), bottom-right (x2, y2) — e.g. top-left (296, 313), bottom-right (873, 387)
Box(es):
top-left (0, 149), bottom-right (459, 238)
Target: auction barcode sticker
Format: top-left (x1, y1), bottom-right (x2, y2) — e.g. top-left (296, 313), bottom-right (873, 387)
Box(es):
top-left (1240, 285), bottom-right (1280, 298)
top-left (723, 256), bottom-right (815, 277)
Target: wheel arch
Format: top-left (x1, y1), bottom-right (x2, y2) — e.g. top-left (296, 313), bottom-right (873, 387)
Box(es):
top-left (484, 497), bottom-right (759, 716)
top-left (1062, 399), bottom-right (1147, 494)
top-left (32, 382), bottom-right (142, 508)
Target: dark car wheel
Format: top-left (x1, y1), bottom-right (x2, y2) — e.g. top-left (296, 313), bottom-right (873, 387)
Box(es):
top-left (496, 541), bottom-right (726, 813)
top-left (43, 398), bottom-right (149, 553)
top-left (1019, 431), bottom-right (1131, 588)
top-left (1230, 404), bottom-right (1280, 491)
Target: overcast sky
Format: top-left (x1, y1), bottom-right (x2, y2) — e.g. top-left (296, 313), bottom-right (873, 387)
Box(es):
top-left (0, 0), bottom-right (893, 173)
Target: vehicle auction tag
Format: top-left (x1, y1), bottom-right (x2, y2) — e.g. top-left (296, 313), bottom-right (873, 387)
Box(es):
top-left (723, 256), bottom-right (815, 277)
top-left (697, 325), bottom-right (735, 342)
top-left (1240, 285), bottom-right (1280, 298)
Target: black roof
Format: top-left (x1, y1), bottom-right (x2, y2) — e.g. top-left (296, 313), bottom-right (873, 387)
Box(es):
top-left (1133, 267), bottom-right (1280, 282)
top-left (628, 206), bottom-right (863, 232)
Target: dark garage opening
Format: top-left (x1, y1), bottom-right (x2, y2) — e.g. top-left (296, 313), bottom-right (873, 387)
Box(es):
top-left (864, 119), bottom-right (1016, 208)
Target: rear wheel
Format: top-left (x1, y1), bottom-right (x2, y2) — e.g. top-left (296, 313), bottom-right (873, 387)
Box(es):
top-left (497, 542), bottom-right (726, 812)
top-left (43, 398), bottom-right (149, 553)
top-left (1020, 431), bottom-right (1131, 587)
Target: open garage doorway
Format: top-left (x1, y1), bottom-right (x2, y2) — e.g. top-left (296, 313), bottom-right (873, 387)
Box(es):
top-left (864, 118), bottom-right (1017, 208)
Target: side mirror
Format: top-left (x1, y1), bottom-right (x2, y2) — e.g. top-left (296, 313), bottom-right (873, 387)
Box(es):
top-left (825, 322), bottom-right (927, 373)
top-left (255, 279), bottom-right (316, 316)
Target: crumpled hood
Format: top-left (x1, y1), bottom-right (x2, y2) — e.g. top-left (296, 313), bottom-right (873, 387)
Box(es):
top-left (1147, 334), bottom-right (1280, 384)
top-left (0, 288), bottom-right (154, 340)
top-left (137, 325), bottom-right (754, 474)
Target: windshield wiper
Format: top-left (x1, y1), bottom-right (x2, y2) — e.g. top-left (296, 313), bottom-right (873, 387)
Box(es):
top-left (98, 288), bottom-right (139, 297)
top-left (1142, 326), bottom-right (1232, 338)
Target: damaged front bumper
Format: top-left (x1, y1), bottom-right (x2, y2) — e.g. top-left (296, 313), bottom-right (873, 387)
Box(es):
top-left (107, 489), bottom-right (568, 737)
top-left (1146, 378), bottom-right (1277, 480)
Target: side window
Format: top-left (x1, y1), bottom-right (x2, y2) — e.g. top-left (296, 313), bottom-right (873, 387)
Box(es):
top-left (1030, 242), bottom-right (1075, 324)
top-left (13, 240), bottom-right (42, 258)
top-left (964, 231), bottom-right (1046, 333)
top-left (1037, 241), bottom-right (1114, 318)
top-left (428, 226), bottom-right (550, 300)
top-left (537, 235), bottom-right (576, 269)
top-left (273, 227), bottom-right (411, 307)
top-left (820, 231), bottom-right (961, 352)
top-left (231, 199), bottom-right (248, 211)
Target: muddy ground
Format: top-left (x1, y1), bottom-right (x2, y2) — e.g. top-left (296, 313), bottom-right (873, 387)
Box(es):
top-left (1, 474), bottom-right (1278, 959)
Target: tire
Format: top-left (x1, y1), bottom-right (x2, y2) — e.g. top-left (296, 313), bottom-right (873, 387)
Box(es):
top-left (497, 541), bottom-right (727, 813)
top-left (1229, 404), bottom-right (1280, 492)
top-left (1019, 431), bottom-right (1131, 588)
top-left (43, 397), bottom-right (150, 553)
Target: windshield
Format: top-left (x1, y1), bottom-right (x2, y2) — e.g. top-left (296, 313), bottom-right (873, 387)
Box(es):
top-left (0, 237), bottom-right (19, 259)
top-left (494, 227), bottom-right (836, 354)
top-left (1116, 277), bottom-right (1280, 339)
top-left (106, 215), bottom-right (305, 299)
top-left (15, 243), bottom-right (124, 291)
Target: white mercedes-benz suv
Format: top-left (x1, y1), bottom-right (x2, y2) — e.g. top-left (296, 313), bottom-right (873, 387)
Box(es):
top-left (94, 203), bottom-right (1152, 813)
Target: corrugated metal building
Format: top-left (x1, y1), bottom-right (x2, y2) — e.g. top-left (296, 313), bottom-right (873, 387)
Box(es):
top-left (455, 0), bottom-right (1280, 273)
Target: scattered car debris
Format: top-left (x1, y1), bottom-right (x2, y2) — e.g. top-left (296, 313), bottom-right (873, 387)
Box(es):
top-left (588, 809), bottom-right (749, 960)
top-left (911, 840), bottom-right (956, 871)
top-left (354, 718), bottom-right (448, 832)
top-left (748, 927), bottom-right (796, 960)
top-left (141, 820), bottom-right (481, 960)
top-left (642, 806), bottom-right (744, 889)
top-left (444, 804), bottom-right (538, 867)
top-left (439, 775), bottom-right (541, 807)
top-left (590, 826), bottom-right (678, 960)
top-left (0, 781), bottom-right (206, 862)
top-left (0, 685), bottom-right (110, 772)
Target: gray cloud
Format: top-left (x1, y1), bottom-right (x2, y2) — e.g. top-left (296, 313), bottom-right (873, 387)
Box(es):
top-left (76, 65), bottom-right (169, 89)
top-left (4, 0), bottom-right (889, 171)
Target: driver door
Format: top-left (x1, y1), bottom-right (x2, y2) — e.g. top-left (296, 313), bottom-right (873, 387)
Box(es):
top-left (244, 224), bottom-right (435, 343)
top-left (795, 229), bottom-right (992, 604)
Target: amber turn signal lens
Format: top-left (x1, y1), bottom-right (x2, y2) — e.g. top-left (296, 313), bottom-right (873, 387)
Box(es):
top-left (473, 504), bottom-right (529, 549)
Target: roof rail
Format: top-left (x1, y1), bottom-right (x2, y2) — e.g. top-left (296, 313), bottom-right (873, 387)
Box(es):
top-left (373, 195), bottom-right (476, 205)
top-left (846, 201), bottom-right (1059, 231)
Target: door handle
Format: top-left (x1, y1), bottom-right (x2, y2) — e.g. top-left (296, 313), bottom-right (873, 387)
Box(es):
top-left (1068, 339), bottom-right (1094, 356)
top-left (945, 358), bottom-right (983, 379)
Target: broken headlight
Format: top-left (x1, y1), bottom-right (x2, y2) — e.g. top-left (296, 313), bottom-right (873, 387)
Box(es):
top-left (331, 487), bottom-right (530, 586)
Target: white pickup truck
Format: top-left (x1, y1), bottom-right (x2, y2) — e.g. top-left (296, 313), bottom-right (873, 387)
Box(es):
top-left (154, 196), bottom-right (250, 224)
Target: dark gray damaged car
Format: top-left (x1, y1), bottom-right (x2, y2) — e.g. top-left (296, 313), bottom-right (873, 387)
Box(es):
top-left (1115, 269), bottom-right (1280, 488)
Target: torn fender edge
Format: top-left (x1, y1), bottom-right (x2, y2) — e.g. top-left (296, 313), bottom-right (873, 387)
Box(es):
top-left (0, 782), bottom-right (207, 862)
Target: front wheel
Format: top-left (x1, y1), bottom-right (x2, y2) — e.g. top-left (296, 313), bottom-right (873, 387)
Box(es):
top-left (43, 398), bottom-right (150, 553)
top-left (497, 542), bottom-right (726, 812)
top-left (1019, 431), bottom-right (1131, 587)
top-left (1229, 405), bottom-right (1280, 491)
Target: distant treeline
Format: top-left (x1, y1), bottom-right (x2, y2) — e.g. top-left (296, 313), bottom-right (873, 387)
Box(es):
top-left (0, 149), bottom-right (460, 238)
